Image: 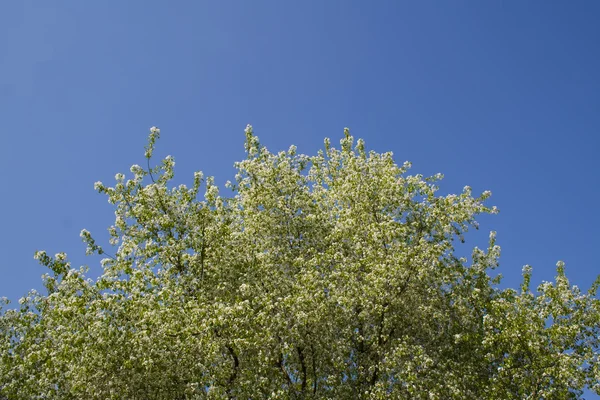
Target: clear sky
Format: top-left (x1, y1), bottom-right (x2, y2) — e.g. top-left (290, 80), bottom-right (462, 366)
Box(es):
top-left (1, 0), bottom-right (599, 388)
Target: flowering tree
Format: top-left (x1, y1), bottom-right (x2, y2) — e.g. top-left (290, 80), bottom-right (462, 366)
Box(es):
top-left (1, 126), bottom-right (599, 399)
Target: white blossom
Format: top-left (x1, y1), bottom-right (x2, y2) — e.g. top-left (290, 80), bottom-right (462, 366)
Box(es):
top-left (1, 125), bottom-right (597, 399)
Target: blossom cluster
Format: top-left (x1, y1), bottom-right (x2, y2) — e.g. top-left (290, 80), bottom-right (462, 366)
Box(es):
top-left (0, 125), bottom-right (597, 399)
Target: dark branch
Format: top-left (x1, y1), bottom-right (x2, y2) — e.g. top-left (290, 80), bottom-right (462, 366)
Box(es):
top-left (226, 344), bottom-right (239, 399)
top-left (297, 346), bottom-right (307, 394)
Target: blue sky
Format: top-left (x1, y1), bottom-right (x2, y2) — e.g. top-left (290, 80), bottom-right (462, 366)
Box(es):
top-left (1, 0), bottom-right (599, 388)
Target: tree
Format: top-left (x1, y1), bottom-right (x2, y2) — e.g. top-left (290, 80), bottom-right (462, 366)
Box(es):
top-left (1, 126), bottom-right (599, 399)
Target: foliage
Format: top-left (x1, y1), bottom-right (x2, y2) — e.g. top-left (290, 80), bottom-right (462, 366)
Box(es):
top-left (1, 126), bottom-right (599, 399)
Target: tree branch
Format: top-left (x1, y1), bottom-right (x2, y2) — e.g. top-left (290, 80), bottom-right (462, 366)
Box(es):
top-left (226, 344), bottom-right (239, 399)
top-left (297, 346), bottom-right (307, 394)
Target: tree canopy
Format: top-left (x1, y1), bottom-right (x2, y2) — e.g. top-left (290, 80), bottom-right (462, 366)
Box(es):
top-left (1, 126), bottom-right (599, 399)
